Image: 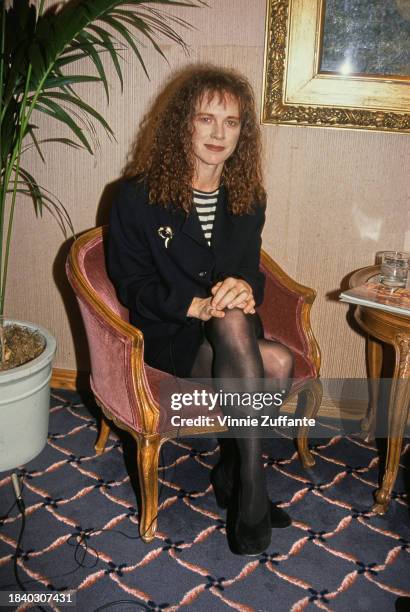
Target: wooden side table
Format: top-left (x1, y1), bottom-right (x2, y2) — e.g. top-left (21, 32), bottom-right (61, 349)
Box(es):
top-left (349, 265), bottom-right (410, 514)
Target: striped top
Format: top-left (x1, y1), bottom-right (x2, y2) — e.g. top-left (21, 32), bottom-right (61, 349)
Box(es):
top-left (193, 188), bottom-right (219, 246)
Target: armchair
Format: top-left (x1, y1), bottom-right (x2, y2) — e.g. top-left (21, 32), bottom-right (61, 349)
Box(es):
top-left (66, 226), bottom-right (321, 542)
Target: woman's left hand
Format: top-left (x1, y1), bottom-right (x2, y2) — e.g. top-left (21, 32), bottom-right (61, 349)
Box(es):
top-left (210, 277), bottom-right (256, 314)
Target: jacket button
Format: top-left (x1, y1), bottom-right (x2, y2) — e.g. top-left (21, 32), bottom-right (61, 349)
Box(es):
top-left (198, 271), bottom-right (207, 277)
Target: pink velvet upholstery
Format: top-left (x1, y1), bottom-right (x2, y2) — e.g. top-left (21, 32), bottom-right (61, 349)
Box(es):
top-left (75, 296), bottom-right (139, 430)
top-left (67, 228), bottom-right (320, 436)
top-left (82, 244), bottom-right (129, 321)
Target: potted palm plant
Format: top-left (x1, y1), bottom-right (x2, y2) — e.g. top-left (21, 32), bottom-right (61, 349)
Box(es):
top-left (0, 0), bottom-right (203, 470)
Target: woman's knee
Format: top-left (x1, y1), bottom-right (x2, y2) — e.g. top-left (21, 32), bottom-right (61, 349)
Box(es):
top-left (205, 308), bottom-right (254, 346)
top-left (205, 308), bottom-right (250, 334)
top-left (260, 340), bottom-right (294, 378)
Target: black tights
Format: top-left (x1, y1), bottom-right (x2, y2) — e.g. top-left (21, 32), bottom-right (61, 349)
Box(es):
top-left (190, 309), bottom-right (294, 523)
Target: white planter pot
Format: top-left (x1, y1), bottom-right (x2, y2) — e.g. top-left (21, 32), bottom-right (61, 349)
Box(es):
top-left (0, 319), bottom-right (57, 472)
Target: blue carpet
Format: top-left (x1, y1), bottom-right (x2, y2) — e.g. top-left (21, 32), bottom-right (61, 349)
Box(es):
top-left (0, 390), bottom-right (409, 611)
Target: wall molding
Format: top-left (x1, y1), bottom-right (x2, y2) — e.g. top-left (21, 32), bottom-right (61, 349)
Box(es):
top-left (51, 368), bottom-right (88, 391)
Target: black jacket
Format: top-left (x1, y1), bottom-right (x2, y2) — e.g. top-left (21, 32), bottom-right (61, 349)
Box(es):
top-left (108, 178), bottom-right (266, 376)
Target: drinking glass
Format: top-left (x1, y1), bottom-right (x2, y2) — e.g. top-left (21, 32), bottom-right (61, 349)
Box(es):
top-left (379, 251), bottom-right (410, 288)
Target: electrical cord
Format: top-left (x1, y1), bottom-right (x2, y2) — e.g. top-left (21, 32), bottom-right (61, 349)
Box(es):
top-left (0, 499), bottom-right (17, 523)
top-left (0, 475), bottom-right (25, 523)
top-left (93, 601), bottom-right (151, 611)
top-left (1, 515), bottom-right (161, 592)
top-left (65, 451), bottom-right (169, 572)
top-left (8, 474), bottom-right (48, 612)
top-left (2, 443), bottom-right (173, 590)
top-left (2, 445), bottom-right (186, 612)
top-left (1, 438), bottom-right (207, 612)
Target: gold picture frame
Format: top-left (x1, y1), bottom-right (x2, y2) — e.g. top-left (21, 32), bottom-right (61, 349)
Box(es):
top-left (262, 0), bottom-right (410, 132)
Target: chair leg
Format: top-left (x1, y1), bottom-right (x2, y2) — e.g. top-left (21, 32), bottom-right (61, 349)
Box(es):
top-left (135, 433), bottom-right (162, 543)
top-left (296, 379), bottom-right (323, 468)
top-left (95, 416), bottom-right (111, 454)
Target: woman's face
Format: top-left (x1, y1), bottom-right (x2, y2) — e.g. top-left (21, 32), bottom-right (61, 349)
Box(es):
top-left (191, 91), bottom-right (241, 176)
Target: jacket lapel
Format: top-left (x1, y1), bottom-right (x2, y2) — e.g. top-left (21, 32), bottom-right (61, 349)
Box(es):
top-left (177, 185), bottom-right (233, 255)
top-left (180, 207), bottom-right (210, 250)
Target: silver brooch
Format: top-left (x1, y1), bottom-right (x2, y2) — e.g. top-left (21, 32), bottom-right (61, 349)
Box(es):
top-left (157, 226), bottom-right (173, 248)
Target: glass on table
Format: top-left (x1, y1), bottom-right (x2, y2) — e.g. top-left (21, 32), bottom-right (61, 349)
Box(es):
top-left (379, 251), bottom-right (410, 288)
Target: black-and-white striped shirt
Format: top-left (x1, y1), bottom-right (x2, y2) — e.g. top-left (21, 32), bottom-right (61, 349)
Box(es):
top-left (193, 188), bottom-right (219, 246)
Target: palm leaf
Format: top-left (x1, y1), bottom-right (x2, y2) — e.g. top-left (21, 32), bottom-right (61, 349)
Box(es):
top-left (40, 0), bottom-right (203, 77)
top-left (41, 74), bottom-right (102, 89)
top-left (67, 30), bottom-right (111, 100)
top-left (98, 14), bottom-right (150, 77)
top-left (105, 10), bottom-right (168, 60)
top-left (0, 98), bottom-right (19, 164)
top-left (21, 137), bottom-right (85, 155)
top-left (34, 97), bottom-right (94, 153)
top-left (16, 167), bottom-right (75, 236)
top-left (37, 91), bottom-right (114, 137)
top-left (14, 187), bottom-right (71, 236)
top-left (87, 24), bottom-right (125, 91)
top-left (27, 126), bottom-right (46, 163)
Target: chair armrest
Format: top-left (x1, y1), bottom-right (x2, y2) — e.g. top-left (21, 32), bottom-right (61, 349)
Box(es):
top-left (257, 250), bottom-right (321, 376)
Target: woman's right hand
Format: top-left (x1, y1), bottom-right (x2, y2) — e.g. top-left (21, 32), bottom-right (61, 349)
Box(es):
top-left (187, 296), bottom-right (226, 321)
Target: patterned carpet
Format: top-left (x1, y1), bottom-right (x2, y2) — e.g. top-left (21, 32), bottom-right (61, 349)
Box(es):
top-left (0, 390), bottom-right (409, 612)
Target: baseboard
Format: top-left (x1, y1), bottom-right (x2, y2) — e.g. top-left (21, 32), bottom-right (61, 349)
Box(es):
top-left (283, 395), bottom-right (366, 421)
top-left (51, 368), bottom-right (89, 391)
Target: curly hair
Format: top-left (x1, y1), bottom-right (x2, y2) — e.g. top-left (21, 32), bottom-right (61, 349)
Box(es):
top-left (124, 65), bottom-right (266, 215)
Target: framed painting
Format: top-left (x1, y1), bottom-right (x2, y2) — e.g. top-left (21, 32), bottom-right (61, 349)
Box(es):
top-left (262, 0), bottom-right (410, 132)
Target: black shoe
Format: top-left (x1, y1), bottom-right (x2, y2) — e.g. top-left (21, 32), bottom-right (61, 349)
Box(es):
top-left (231, 495), bottom-right (272, 556)
top-left (396, 597), bottom-right (410, 612)
top-left (270, 503), bottom-right (292, 528)
top-left (210, 463), bottom-right (292, 528)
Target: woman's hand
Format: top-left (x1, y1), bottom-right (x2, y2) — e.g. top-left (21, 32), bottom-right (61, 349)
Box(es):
top-left (187, 296), bottom-right (226, 321)
top-left (211, 277), bottom-right (256, 314)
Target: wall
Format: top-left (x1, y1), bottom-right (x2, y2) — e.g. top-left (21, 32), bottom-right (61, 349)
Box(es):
top-left (6, 0), bottom-right (410, 379)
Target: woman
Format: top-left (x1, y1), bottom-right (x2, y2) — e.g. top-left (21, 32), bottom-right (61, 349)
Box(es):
top-left (108, 66), bottom-right (294, 555)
